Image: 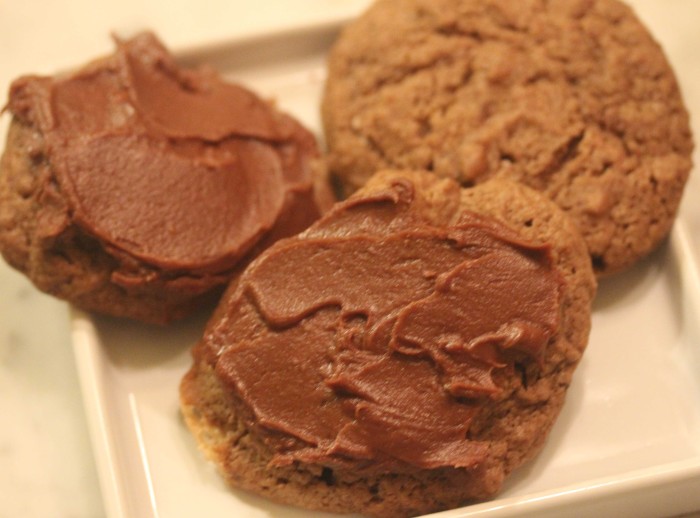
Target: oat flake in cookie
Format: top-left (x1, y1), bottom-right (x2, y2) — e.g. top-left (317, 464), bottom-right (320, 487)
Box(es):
top-left (0, 32), bottom-right (331, 324)
top-left (180, 170), bottom-right (596, 517)
top-left (322, 0), bottom-right (694, 275)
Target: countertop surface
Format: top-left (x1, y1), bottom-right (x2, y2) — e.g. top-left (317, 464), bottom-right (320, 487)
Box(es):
top-left (0, 1), bottom-right (698, 517)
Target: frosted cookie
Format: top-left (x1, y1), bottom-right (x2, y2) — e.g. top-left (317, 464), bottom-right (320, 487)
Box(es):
top-left (0, 33), bottom-right (331, 324)
top-left (322, 0), bottom-right (693, 275)
top-left (180, 170), bottom-right (596, 517)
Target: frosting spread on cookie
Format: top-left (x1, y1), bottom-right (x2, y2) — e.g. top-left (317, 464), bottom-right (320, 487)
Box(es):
top-left (6, 32), bottom-right (323, 285)
top-left (211, 179), bottom-right (563, 472)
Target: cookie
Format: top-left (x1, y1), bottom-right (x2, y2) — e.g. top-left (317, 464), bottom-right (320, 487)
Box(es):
top-left (322, 0), bottom-right (693, 275)
top-left (0, 32), bottom-right (332, 324)
top-left (180, 170), bottom-right (596, 517)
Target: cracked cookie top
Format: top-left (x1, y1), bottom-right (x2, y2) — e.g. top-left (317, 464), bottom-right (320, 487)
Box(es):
top-left (322, 0), bottom-right (693, 275)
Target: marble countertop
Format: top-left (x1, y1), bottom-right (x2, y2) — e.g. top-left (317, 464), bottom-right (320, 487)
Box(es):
top-left (0, 1), bottom-right (698, 517)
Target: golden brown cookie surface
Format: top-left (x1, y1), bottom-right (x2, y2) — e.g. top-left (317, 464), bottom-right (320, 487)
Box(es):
top-left (322, 0), bottom-right (693, 275)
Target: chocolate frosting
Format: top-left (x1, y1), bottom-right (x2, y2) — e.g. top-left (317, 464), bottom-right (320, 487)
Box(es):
top-left (207, 179), bottom-right (563, 473)
top-left (5, 32), bottom-right (323, 287)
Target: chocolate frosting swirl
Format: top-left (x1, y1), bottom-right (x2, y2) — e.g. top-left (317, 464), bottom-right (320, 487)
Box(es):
top-left (6, 32), bottom-right (324, 288)
top-left (206, 178), bottom-right (563, 472)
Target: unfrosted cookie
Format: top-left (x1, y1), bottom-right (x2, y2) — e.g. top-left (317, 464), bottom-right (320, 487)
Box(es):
top-left (0, 33), bottom-right (331, 324)
top-left (180, 170), bottom-right (596, 517)
top-left (322, 0), bottom-right (693, 275)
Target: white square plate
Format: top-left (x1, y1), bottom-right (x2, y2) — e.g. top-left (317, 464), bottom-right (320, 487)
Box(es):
top-left (71, 9), bottom-right (700, 518)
